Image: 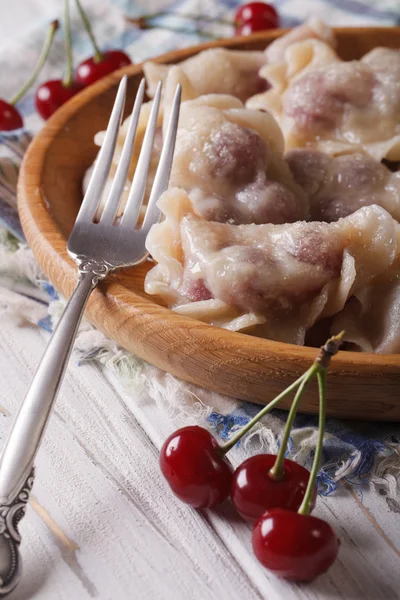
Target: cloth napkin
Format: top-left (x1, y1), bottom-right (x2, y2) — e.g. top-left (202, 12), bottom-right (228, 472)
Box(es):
top-left (1, 0), bottom-right (400, 503)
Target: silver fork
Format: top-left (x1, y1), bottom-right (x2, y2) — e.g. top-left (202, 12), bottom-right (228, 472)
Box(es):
top-left (0, 75), bottom-right (181, 597)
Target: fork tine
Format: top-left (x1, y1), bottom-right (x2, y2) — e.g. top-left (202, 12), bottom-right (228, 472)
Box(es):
top-left (141, 83), bottom-right (181, 233)
top-left (121, 81), bottom-right (163, 227)
top-left (76, 76), bottom-right (127, 223)
top-left (100, 78), bottom-right (145, 224)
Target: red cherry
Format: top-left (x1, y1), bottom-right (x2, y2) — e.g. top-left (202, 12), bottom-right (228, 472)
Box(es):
top-left (160, 426), bottom-right (233, 508)
top-left (35, 80), bottom-right (82, 120)
top-left (75, 50), bottom-right (132, 87)
top-left (235, 2), bottom-right (279, 35)
top-left (0, 99), bottom-right (23, 131)
top-left (231, 455), bottom-right (316, 522)
top-left (252, 508), bottom-right (339, 581)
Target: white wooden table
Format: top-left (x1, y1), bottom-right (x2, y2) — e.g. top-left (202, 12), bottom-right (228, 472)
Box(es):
top-left (1, 313), bottom-right (399, 600)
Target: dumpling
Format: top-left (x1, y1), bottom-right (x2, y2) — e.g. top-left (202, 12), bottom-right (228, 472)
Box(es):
top-left (145, 204), bottom-right (397, 344)
top-left (332, 227), bottom-right (400, 353)
top-left (247, 40), bottom-right (400, 161)
top-left (143, 48), bottom-right (268, 103)
top-left (286, 149), bottom-right (400, 222)
top-left (264, 17), bottom-right (336, 64)
top-left (168, 94), bottom-right (308, 225)
top-left (247, 38), bottom-right (339, 116)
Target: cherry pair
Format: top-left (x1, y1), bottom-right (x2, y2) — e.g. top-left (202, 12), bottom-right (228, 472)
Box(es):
top-left (0, 0), bottom-right (132, 130)
top-left (0, 0), bottom-right (132, 131)
top-left (160, 334), bottom-right (343, 582)
top-left (160, 429), bottom-right (312, 518)
top-left (36, 0), bottom-right (131, 120)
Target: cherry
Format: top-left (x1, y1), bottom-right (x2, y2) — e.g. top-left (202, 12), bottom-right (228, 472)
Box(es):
top-left (74, 0), bottom-right (131, 87)
top-left (0, 100), bottom-right (23, 131)
top-left (235, 2), bottom-right (279, 35)
top-left (160, 426), bottom-right (233, 508)
top-left (252, 509), bottom-right (339, 581)
top-left (35, 80), bottom-right (82, 120)
top-left (231, 455), bottom-right (316, 522)
top-left (75, 50), bottom-right (132, 87)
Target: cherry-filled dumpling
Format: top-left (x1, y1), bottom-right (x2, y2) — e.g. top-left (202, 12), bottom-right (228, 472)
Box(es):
top-left (143, 48), bottom-right (268, 103)
top-left (178, 206), bottom-right (396, 317)
top-left (248, 40), bottom-right (400, 161)
top-left (248, 19), bottom-right (336, 116)
top-left (247, 38), bottom-right (338, 120)
top-left (145, 205), bottom-right (397, 343)
top-left (286, 150), bottom-right (400, 222)
top-left (169, 94), bottom-right (308, 225)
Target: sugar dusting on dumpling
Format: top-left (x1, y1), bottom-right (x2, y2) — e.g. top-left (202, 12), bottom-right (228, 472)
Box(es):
top-left (203, 122), bottom-right (267, 185)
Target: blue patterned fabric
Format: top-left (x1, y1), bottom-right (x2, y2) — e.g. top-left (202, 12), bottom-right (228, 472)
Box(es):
top-left (1, 0), bottom-right (400, 497)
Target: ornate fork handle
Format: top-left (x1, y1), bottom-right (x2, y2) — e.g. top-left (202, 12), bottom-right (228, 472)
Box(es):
top-left (0, 470), bottom-right (35, 595)
top-left (0, 260), bottom-right (110, 596)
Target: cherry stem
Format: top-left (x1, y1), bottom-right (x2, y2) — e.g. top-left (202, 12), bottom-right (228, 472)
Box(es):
top-left (297, 332), bottom-right (345, 515)
top-left (127, 12), bottom-right (233, 27)
top-left (75, 0), bottom-right (103, 62)
top-left (298, 369), bottom-right (327, 516)
top-left (219, 371), bottom-right (308, 455)
top-left (10, 20), bottom-right (59, 105)
top-left (63, 0), bottom-right (74, 87)
top-left (219, 332), bottom-right (344, 457)
top-left (269, 364), bottom-right (318, 481)
top-left (125, 16), bottom-right (220, 39)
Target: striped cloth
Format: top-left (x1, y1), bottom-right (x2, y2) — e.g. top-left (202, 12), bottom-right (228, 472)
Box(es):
top-left (1, 0), bottom-right (400, 503)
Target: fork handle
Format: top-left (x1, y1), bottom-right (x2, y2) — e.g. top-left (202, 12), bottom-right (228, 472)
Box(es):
top-left (0, 261), bottom-right (107, 596)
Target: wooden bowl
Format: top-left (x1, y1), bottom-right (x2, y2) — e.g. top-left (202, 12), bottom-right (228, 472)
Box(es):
top-left (18, 27), bottom-right (400, 421)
